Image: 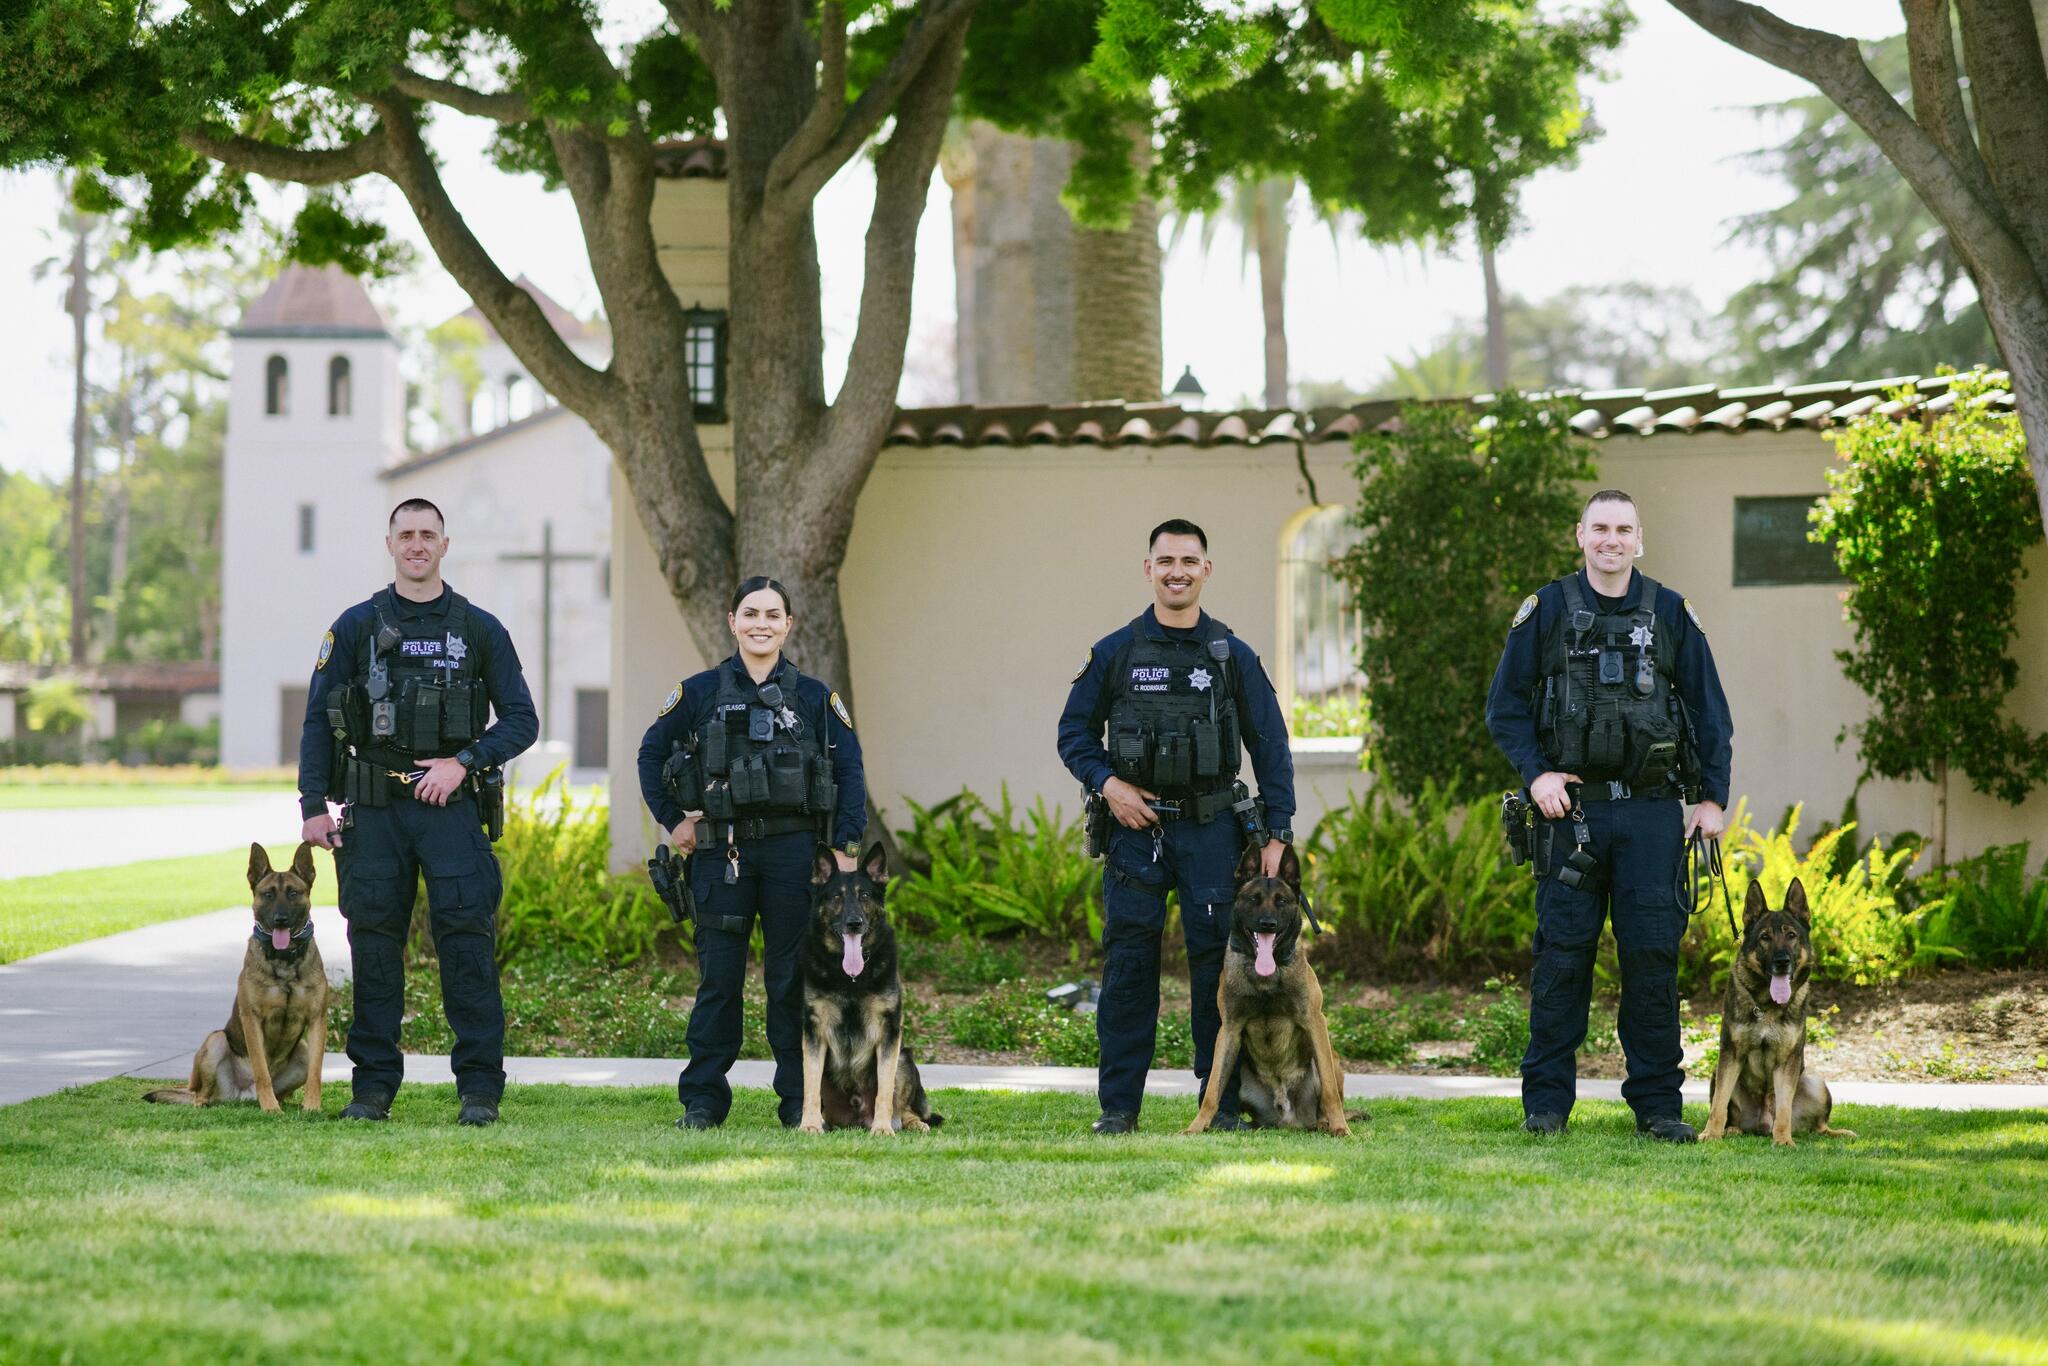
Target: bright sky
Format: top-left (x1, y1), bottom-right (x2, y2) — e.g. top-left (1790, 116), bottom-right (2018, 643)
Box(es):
top-left (0, 2), bottom-right (1894, 483)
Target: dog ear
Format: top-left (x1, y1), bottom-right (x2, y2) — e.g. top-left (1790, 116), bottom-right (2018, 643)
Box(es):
top-left (1235, 842), bottom-right (1262, 884)
top-left (862, 841), bottom-right (888, 885)
top-left (291, 841), bottom-right (317, 889)
top-left (248, 842), bottom-right (273, 889)
top-left (1743, 878), bottom-right (1767, 928)
top-left (812, 844), bottom-right (837, 886)
top-left (1277, 842), bottom-right (1301, 890)
top-left (1783, 876), bottom-right (1810, 924)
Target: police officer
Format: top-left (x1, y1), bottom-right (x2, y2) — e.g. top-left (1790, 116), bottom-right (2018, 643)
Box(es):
top-left (299, 498), bottom-right (537, 1126)
top-left (1485, 489), bottom-right (1733, 1141)
top-left (1058, 519), bottom-right (1296, 1135)
top-left (637, 576), bottom-right (866, 1130)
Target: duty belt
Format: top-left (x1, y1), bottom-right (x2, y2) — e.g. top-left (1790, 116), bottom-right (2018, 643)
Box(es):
top-left (1570, 779), bottom-right (1680, 803)
top-left (1143, 787), bottom-right (1237, 824)
top-left (720, 813), bottom-right (820, 840)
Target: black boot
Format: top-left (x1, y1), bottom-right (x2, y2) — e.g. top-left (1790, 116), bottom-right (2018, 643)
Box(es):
top-left (1091, 1111), bottom-right (1138, 1135)
top-left (1636, 1116), bottom-right (1698, 1143)
top-left (339, 1091), bottom-right (392, 1122)
top-left (1522, 1111), bottom-right (1568, 1135)
top-left (458, 1096), bottom-right (500, 1127)
top-left (675, 1103), bottom-right (722, 1131)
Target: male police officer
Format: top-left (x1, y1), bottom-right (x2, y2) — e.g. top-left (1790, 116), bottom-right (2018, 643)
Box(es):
top-left (1485, 489), bottom-right (1732, 1142)
top-left (300, 498), bottom-right (537, 1126)
top-left (1058, 518), bottom-right (1296, 1135)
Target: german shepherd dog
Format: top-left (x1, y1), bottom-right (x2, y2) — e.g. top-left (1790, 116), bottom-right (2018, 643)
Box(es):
top-left (798, 842), bottom-right (943, 1135)
top-left (1701, 877), bottom-right (1856, 1146)
top-left (1187, 844), bottom-right (1351, 1135)
top-left (145, 843), bottom-right (328, 1113)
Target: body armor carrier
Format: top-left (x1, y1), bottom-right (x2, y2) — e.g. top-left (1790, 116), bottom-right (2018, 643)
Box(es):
top-left (327, 588), bottom-right (488, 764)
top-left (672, 661), bottom-right (836, 827)
top-left (1105, 613), bottom-right (1243, 802)
top-left (1535, 573), bottom-right (1700, 798)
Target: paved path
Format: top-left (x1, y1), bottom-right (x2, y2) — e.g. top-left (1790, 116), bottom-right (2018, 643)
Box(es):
top-left (3, 908), bottom-right (2045, 1112)
top-left (0, 795), bottom-right (299, 878)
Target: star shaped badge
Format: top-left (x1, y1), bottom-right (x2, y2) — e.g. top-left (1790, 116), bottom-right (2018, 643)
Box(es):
top-left (1628, 624), bottom-right (1654, 649)
top-left (445, 633), bottom-right (469, 664)
top-left (1189, 667), bottom-right (1213, 692)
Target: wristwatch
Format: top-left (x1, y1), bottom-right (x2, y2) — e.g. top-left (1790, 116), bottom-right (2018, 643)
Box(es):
top-left (1270, 827), bottom-right (1295, 845)
top-left (841, 840), bottom-right (861, 860)
top-left (454, 747), bottom-right (478, 771)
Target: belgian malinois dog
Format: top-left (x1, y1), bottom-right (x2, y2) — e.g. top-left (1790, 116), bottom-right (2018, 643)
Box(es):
top-left (798, 842), bottom-right (943, 1135)
top-left (1701, 877), bottom-right (1856, 1146)
top-left (145, 843), bottom-right (329, 1113)
top-left (1187, 844), bottom-right (1351, 1135)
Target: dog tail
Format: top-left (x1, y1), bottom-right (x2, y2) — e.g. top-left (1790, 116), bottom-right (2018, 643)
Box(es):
top-left (143, 1087), bottom-right (201, 1106)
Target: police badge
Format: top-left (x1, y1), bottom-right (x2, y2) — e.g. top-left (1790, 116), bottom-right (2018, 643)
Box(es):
top-left (657, 684), bottom-right (682, 717)
top-left (1510, 594), bottom-right (1539, 629)
top-left (445, 633), bottom-right (468, 664)
top-left (1684, 599), bottom-right (1705, 633)
top-left (830, 692), bottom-right (854, 729)
top-left (1072, 650), bottom-right (1091, 683)
top-left (316, 630), bottom-right (334, 670)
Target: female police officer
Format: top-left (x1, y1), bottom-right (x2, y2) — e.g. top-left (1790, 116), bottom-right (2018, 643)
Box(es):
top-left (637, 577), bottom-right (866, 1130)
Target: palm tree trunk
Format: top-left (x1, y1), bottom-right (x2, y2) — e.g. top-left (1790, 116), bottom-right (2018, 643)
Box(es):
top-left (1072, 124), bottom-right (1163, 403)
top-left (66, 197), bottom-right (90, 665)
top-left (1481, 242), bottom-right (1508, 392)
top-left (1254, 177), bottom-right (1291, 408)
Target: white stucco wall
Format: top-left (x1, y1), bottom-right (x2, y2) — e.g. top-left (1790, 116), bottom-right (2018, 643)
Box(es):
top-left (219, 332), bottom-right (404, 768)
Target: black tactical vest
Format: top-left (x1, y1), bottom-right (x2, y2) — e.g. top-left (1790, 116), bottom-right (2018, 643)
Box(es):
top-left (689, 660), bottom-right (836, 822)
top-left (1534, 572), bottom-right (1694, 794)
top-left (1105, 613), bottom-right (1243, 796)
top-left (331, 588), bottom-right (487, 760)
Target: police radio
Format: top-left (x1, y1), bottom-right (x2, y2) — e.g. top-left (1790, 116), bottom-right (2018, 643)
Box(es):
top-left (366, 622), bottom-right (402, 739)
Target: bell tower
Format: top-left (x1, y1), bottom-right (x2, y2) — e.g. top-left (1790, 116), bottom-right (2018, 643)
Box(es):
top-left (219, 265), bottom-right (403, 769)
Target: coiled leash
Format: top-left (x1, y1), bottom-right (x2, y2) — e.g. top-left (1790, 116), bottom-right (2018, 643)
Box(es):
top-left (1682, 828), bottom-right (1739, 942)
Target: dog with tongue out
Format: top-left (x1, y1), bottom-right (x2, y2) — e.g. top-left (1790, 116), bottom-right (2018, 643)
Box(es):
top-left (1700, 877), bottom-right (1856, 1146)
top-left (1186, 843), bottom-right (1354, 1135)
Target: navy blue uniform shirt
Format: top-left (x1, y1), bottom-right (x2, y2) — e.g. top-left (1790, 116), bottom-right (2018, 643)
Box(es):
top-left (1484, 568), bottom-right (1733, 807)
top-left (636, 654), bottom-right (866, 847)
top-left (1057, 607), bottom-right (1297, 827)
top-left (298, 584), bottom-right (538, 818)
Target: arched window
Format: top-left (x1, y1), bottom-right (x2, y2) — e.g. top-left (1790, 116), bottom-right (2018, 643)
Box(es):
top-left (1276, 506), bottom-right (1366, 739)
top-left (328, 355), bottom-right (352, 416)
top-left (505, 372), bottom-right (532, 423)
top-left (264, 355), bottom-right (289, 416)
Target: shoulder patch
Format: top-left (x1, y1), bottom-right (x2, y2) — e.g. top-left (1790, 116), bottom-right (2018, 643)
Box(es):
top-left (316, 630), bottom-right (334, 670)
top-left (1510, 594), bottom-right (1539, 630)
top-left (829, 691), bottom-right (853, 729)
top-left (1684, 599), bottom-right (1705, 633)
top-left (1072, 649), bottom-right (1092, 683)
top-left (657, 683), bottom-right (682, 717)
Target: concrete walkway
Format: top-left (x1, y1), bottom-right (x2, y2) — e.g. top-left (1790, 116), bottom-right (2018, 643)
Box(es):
top-left (3, 907), bottom-right (2045, 1111)
top-left (0, 794), bottom-right (299, 878)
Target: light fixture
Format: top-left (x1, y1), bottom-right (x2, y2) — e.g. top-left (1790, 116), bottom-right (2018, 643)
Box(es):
top-left (1170, 364), bottom-right (1206, 410)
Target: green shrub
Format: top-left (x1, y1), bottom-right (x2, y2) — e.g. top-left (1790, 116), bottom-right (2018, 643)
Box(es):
top-left (1325, 1005), bottom-right (1413, 1064)
top-left (898, 937), bottom-right (1026, 990)
top-left (493, 768), bottom-right (669, 966)
top-left (891, 789), bottom-right (1102, 944)
top-left (1464, 977), bottom-right (1531, 1076)
top-left (1913, 842), bottom-right (2048, 968)
top-left (1678, 800), bottom-right (1925, 991)
top-left (1305, 776), bottom-right (1532, 978)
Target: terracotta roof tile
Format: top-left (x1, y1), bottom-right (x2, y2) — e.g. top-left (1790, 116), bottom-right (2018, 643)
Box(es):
top-left (233, 265), bottom-right (389, 337)
top-left (651, 138), bottom-right (728, 179)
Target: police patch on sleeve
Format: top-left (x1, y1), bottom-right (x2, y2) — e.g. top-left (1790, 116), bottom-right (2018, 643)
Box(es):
top-left (1510, 594), bottom-right (1539, 630)
top-left (315, 631), bottom-right (334, 670)
top-left (1072, 649), bottom-right (1092, 683)
top-left (1684, 599), bottom-right (1705, 633)
top-left (830, 692), bottom-right (854, 729)
top-left (657, 683), bottom-right (682, 717)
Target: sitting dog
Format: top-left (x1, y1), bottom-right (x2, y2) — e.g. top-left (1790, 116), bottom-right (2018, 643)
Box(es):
top-left (1701, 876), bottom-right (1856, 1146)
top-left (797, 842), bottom-right (942, 1135)
top-left (1187, 844), bottom-right (1351, 1135)
top-left (145, 843), bottom-right (328, 1113)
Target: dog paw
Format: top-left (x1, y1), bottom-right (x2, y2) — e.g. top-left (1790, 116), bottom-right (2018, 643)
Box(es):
top-left (798, 1119), bottom-right (825, 1135)
top-left (1772, 1133), bottom-right (1796, 1148)
top-left (1324, 1122), bottom-right (1353, 1138)
top-left (868, 1123), bottom-right (897, 1137)
top-left (259, 1099), bottom-right (282, 1114)
top-left (1182, 1123), bottom-right (1207, 1136)
top-left (1699, 1126), bottom-right (1724, 1142)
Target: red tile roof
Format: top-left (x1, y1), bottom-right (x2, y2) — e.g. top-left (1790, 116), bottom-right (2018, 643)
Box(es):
top-left (233, 265), bottom-right (389, 338)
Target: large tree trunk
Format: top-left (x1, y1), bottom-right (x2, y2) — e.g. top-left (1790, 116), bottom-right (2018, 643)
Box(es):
top-left (1072, 125), bottom-right (1163, 403)
top-left (945, 122), bottom-right (1077, 403)
top-left (939, 124), bottom-right (979, 403)
top-left (1252, 176), bottom-right (1291, 409)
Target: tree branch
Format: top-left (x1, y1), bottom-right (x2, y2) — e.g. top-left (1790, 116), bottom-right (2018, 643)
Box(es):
top-left (661, 0), bottom-right (728, 78)
top-left (764, 2), bottom-right (845, 192)
top-left (1900, 0), bottom-right (2001, 216)
top-left (389, 67), bottom-right (532, 124)
top-left (369, 95), bottom-right (616, 419)
top-left (179, 127), bottom-right (388, 185)
top-left (1665, 0), bottom-right (2045, 301)
top-left (763, 0), bottom-right (979, 225)
top-left (808, 12), bottom-right (968, 515)
top-left (1953, 0), bottom-right (2048, 279)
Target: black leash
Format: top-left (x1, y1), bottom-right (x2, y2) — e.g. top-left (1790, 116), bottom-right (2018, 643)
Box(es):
top-left (1683, 828), bottom-right (1739, 942)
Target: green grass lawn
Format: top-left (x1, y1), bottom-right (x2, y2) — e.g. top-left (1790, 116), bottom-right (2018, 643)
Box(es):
top-left (0, 783), bottom-right (292, 809)
top-left (0, 846), bottom-right (338, 964)
top-left (2, 1085), bottom-right (2043, 1363)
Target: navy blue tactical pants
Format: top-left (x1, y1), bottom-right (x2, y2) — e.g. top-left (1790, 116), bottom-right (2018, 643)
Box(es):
top-left (1098, 817), bottom-right (1244, 1118)
top-left (1522, 797), bottom-right (1687, 1123)
top-left (678, 829), bottom-right (812, 1125)
top-left (335, 793), bottom-right (505, 1103)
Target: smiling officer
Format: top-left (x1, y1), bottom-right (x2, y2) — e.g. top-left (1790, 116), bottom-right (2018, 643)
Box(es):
top-left (1486, 489), bottom-right (1733, 1142)
top-left (299, 498), bottom-right (537, 1127)
top-left (1058, 518), bottom-right (1296, 1135)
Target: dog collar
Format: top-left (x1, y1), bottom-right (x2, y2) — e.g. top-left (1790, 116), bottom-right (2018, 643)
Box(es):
top-left (252, 921), bottom-right (317, 945)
